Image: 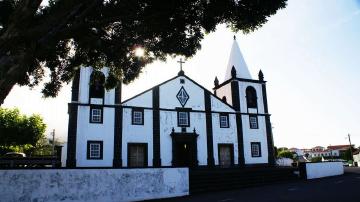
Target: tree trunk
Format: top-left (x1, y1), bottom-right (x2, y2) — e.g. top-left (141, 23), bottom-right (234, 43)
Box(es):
top-left (0, 54), bottom-right (28, 105)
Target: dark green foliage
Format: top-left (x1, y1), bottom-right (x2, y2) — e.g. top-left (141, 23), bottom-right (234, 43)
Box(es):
top-left (0, 108), bottom-right (46, 149)
top-left (0, 0), bottom-right (287, 104)
top-left (311, 157), bottom-right (322, 163)
top-left (277, 150), bottom-right (295, 159)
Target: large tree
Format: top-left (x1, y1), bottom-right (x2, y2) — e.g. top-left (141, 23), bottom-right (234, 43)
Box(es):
top-left (0, 0), bottom-right (287, 104)
top-left (0, 107), bottom-right (46, 147)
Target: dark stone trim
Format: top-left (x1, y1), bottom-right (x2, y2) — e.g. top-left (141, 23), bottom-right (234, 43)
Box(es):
top-left (131, 107), bottom-right (144, 125)
top-left (114, 84), bottom-right (122, 104)
top-left (152, 86), bottom-right (161, 167)
top-left (261, 83), bottom-right (275, 165)
top-left (249, 114), bottom-right (259, 129)
top-left (213, 77), bottom-right (266, 90)
top-left (219, 113), bottom-right (230, 128)
top-left (204, 91), bottom-right (215, 166)
top-left (89, 105), bottom-right (103, 124)
top-left (231, 81), bottom-right (245, 167)
top-left (113, 107), bottom-right (123, 167)
top-left (66, 104), bottom-right (78, 168)
top-left (71, 69), bottom-right (80, 102)
top-left (127, 143), bottom-right (148, 167)
top-left (217, 143), bottom-right (234, 167)
top-left (69, 103), bottom-right (271, 116)
top-left (87, 141), bottom-right (103, 160)
top-left (251, 142), bottom-right (262, 158)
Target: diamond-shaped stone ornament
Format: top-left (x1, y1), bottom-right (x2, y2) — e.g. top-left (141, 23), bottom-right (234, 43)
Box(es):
top-left (176, 87), bottom-right (189, 107)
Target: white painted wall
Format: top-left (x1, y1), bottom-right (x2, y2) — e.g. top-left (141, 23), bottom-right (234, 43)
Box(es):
top-left (242, 114), bottom-right (268, 164)
top-left (215, 82), bottom-right (233, 106)
top-left (76, 105), bottom-right (115, 167)
top-left (276, 158), bottom-right (293, 166)
top-left (160, 76), bottom-right (205, 110)
top-left (0, 168), bottom-right (189, 202)
top-left (212, 113), bottom-right (238, 165)
top-left (122, 90), bottom-right (152, 108)
top-left (159, 111), bottom-right (208, 166)
top-left (122, 108), bottom-right (154, 167)
top-left (61, 143), bottom-right (67, 167)
top-left (306, 162), bottom-right (344, 179)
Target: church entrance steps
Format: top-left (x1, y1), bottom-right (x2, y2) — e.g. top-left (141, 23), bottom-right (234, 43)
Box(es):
top-left (189, 166), bottom-right (299, 194)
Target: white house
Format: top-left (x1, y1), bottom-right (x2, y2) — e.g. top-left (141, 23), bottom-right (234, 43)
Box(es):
top-left (65, 38), bottom-right (275, 168)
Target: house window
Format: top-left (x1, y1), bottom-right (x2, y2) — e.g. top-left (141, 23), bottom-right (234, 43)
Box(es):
top-left (128, 143), bottom-right (147, 167)
top-left (90, 106), bottom-right (103, 123)
top-left (249, 115), bottom-right (258, 129)
top-left (219, 114), bottom-right (229, 128)
top-left (246, 86), bottom-right (257, 108)
top-left (251, 142), bottom-right (261, 157)
top-left (87, 141), bottom-right (103, 159)
top-left (178, 111), bottom-right (190, 127)
top-left (132, 108), bottom-right (144, 125)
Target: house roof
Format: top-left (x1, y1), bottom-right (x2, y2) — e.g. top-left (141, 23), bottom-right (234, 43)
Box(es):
top-left (224, 37), bottom-right (252, 80)
top-left (327, 145), bottom-right (353, 150)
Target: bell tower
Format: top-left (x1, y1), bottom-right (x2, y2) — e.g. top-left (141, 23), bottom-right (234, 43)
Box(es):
top-left (213, 37), bottom-right (275, 166)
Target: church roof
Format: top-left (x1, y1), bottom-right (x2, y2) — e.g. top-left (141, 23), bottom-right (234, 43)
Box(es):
top-left (224, 37), bottom-right (252, 80)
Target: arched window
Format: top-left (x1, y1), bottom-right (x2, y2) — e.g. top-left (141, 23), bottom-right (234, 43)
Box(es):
top-left (89, 71), bottom-right (105, 99)
top-left (246, 86), bottom-right (257, 108)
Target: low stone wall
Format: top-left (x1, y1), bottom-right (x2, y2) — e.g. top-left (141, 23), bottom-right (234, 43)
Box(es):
top-left (304, 162), bottom-right (344, 179)
top-left (0, 168), bottom-right (189, 202)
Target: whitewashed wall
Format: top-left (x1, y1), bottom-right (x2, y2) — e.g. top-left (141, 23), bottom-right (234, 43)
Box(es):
top-left (0, 168), bottom-right (189, 202)
top-left (122, 108), bottom-right (154, 167)
top-left (238, 82), bottom-right (265, 114)
top-left (160, 76), bottom-right (205, 110)
top-left (242, 114), bottom-right (268, 164)
top-left (306, 162), bottom-right (344, 179)
top-left (215, 82), bottom-right (233, 106)
top-left (76, 67), bottom-right (116, 167)
top-left (76, 106), bottom-right (115, 167)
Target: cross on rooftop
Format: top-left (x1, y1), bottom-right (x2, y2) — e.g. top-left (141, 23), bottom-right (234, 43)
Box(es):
top-left (177, 58), bottom-right (185, 72)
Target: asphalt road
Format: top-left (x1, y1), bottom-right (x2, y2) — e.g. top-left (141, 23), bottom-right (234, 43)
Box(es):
top-left (152, 167), bottom-right (360, 202)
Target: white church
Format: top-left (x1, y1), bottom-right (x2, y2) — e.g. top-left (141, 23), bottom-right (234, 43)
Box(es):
top-left (65, 37), bottom-right (275, 168)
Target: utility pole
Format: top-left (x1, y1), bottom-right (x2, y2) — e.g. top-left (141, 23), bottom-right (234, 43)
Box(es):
top-left (52, 129), bottom-right (55, 156)
top-left (348, 133), bottom-right (353, 161)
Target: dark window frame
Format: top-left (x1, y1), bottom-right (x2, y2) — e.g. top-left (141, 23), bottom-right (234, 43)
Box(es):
top-left (127, 143), bottom-right (148, 167)
top-left (176, 108), bottom-right (191, 127)
top-left (89, 105), bottom-right (103, 124)
top-left (87, 141), bottom-right (103, 160)
top-left (219, 113), bottom-right (230, 128)
top-left (249, 115), bottom-right (258, 129)
top-left (131, 108), bottom-right (144, 125)
top-left (251, 142), bottom-right (261, 157)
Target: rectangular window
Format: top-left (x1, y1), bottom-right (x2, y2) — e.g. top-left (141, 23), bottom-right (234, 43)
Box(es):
top-left (128, 143), bottom-right (147, 167)
top-left (251, 142), bottom-right (261, 157)
top-left (178, 111), bottom-right (189, 127)
top-left (249, 115), bottom-right (258, 129)
top-left (90, 106), bottom-right (103, 123)
top-left (87, 141), bottom-right (103, 159)
top-left (219, 114), bottom-right (229, 128)
top-left (132, 108), bottom-right (144, 125)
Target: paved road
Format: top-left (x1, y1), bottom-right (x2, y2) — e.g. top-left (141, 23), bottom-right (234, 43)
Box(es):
top-left (152, 167), bottom-right (360, 202)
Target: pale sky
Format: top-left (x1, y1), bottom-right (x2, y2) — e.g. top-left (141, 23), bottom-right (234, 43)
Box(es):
top-left (3, 0), bottom-right (360, 149)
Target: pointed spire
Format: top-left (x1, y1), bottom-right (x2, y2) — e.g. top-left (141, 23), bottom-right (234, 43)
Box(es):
top-left (258, 70), bottom-right (264, 81)
top-left (224, 37), bottom-right (252, 80)
top-left (214, 76), bottom-right (219, 87)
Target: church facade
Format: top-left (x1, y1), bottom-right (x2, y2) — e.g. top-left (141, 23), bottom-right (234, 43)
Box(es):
top-left (66, 38), bottom-right (275, 168)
